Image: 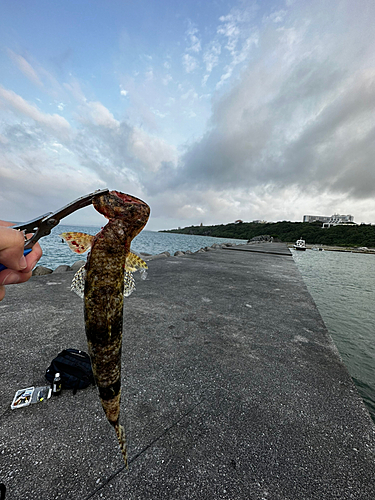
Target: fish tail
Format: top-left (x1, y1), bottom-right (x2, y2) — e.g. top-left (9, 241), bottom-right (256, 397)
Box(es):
top-left (114, 422), bottom-right (128, 468)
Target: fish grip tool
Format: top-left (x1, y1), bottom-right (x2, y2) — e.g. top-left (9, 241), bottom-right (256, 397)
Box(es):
top-left (0, 188), bottom-right (109, 272)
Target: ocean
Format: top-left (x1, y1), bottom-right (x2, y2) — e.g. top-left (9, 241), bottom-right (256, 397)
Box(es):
top-left (292, 248), bottom-right (375, 423)
top-left (35, 226), bottom-right (375, 422)
top-left (36, 225), bottom-right (249, 269)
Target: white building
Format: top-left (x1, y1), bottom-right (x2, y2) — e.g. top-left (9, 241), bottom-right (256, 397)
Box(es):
top-left (303, 214), bottom-right (355, 228)
top-left (303, 215), bottom-right (331, 223)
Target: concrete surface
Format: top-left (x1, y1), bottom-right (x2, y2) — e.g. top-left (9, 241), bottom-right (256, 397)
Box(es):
top-left (0, 243), bottom-right (374, 500)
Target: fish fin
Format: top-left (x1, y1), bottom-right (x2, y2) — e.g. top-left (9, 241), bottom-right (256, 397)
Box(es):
top-left (123, 271), bottom-right (135, 297)
top-left (71, 267), bottom-right (135, 299)
top-left (125, 252), bottom-right (148, 273)
top-left (71, 265), bottom-right (86, 299)
top-left (114, 423), bottom-right (128, 468)
top-left (60, 232), bottom-right (94, 254)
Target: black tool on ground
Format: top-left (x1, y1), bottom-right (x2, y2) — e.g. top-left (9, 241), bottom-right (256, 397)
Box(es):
top-left (45, 349), bottom-right (95, 395)
top-left (0, 188), bottom-right (109, 272)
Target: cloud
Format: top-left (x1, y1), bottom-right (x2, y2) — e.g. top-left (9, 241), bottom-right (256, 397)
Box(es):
top-left (0, 130), bottom-right (105, 224)
top-left (162, 74), bottom-right (172, 86)
top-left (2, 0), bottom-right (375, 230)
top-left (0, 71), bottom-right (178, 226)
top-left (185, 22), bottom-right (201, 53)
top-left (203, 41), bottom-right (221, 74)
top-left (129, 127), bottom-right (177, 173)
top-left (169, 0), bottom-right (375, 212)
top-left (214, 6), bottom-right (259, 89)
top-left (82, 101), bottom-right (120, 129)
top-left (202, 41), bottom-right (222, 85)
top-left (0, 86), bottom-right (71, 138)
top-left (218, 16), bottom-right (240, 53)
top-left (7, 50), bottom-right (44, 87)
top-left (182, 53), bottom-right (198, 73)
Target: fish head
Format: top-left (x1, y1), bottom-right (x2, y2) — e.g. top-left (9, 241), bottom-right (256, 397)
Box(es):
top-left (93, 191), bottom-right (150, 239)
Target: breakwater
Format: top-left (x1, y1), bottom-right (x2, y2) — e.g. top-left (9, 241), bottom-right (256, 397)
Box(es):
top-left (31, 240), bottom-right (238, 276)
top-left (30, 240), bottom-right (375, 423)
top-left (2, 242), bottom-right (374, 500)
top-left (34, 225), bottom-right (248, 271)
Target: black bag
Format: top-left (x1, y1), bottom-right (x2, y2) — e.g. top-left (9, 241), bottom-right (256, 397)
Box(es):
top-left (45, 348), bottom-right (95, 394)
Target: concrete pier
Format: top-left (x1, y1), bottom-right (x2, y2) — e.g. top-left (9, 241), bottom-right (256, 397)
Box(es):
top-left (1, 243), bottom-right (374, 499)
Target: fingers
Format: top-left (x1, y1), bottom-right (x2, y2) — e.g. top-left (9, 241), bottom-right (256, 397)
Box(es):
top-left (0, 269), bottom-right (33, 285)
top-left (0, 226), bottom-right (26, 271)
top-left (0, 224), bottom-right (43, 301)
top-left (24, 241), bottom-right (43, 272)
top-left (0, 225), bottom-right (43, 272)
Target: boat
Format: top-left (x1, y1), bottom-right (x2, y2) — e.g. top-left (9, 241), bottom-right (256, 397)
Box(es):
top-left (293, 238), bottom-right (307, 251)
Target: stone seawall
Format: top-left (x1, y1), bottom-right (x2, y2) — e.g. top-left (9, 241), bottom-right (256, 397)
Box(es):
top-left (32, 241), bottom-right (238, 275)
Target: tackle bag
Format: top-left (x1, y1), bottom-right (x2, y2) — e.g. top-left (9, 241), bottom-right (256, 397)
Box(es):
top-left (45, 348), bottom-right (95, 394)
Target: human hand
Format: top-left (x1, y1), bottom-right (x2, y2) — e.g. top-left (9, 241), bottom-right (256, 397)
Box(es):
top-left (0, 221), bottom-right (43, 301)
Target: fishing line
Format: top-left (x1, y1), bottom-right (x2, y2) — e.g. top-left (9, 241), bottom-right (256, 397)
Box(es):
top-left (82, 398), bottom-right (205, 499)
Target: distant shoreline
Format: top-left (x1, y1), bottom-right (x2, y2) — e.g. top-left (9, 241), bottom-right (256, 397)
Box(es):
top-left (161, 221), bottom-right (375, 248)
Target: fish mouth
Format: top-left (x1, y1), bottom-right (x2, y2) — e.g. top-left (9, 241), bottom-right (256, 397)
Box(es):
top-left (93, 190), bottom-right (150, 221)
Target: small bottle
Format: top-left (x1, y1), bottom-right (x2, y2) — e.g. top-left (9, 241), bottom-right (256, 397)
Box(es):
top-left (52, 372), bottom-right (62, 395)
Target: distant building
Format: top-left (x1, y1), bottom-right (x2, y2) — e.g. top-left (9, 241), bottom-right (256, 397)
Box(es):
top-left (322, 214), bottom-right (355, 228)
top-left (303, 215), bottom-right (331, 223)
top-left (303, 214), bottom-right (355, 228)
top-left (252, 220), bottom-right (267, 224)
top-left (234, 219), bottom-right (243, 224)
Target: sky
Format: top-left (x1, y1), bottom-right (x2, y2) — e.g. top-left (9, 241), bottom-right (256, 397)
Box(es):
top-left (1, 0), bottom-right (375, 231)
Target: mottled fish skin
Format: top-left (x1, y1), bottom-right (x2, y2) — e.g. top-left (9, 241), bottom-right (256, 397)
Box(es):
top-left (84, 191), bottom-right (150, 467)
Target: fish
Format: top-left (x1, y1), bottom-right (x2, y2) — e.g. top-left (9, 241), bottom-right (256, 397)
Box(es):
top-left (60, 232), bottom-right (148, 299)
top-left (63, 191), bottom-right (150, 467)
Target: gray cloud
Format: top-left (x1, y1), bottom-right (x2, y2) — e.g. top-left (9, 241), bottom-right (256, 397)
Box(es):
top-left (169, 0), bottom-right (375, 204)
top-left (2, 0), bottom-right (375, 229)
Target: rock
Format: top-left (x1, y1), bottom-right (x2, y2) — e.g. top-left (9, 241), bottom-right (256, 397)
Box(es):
top-left (161, 251), bottom-right (171, 257)
top-left (185, 250), bottom-right (193, 255)
top-left (211, 243), bottom-right (222, 249)
top-left (248, 235), bottom-right (273, 243)
top-left (195, 248), bottom-right (206, 253)
top-left (71, 260), bottom-right (86, 272)
top-left (140, 252), bottom-right (152, 256)
top-left (174, 251), bottom-right (185, 256)
top-left (32, 266), bottom-right (53, 276)
top-left (53, 265), bottom-right (71, 273)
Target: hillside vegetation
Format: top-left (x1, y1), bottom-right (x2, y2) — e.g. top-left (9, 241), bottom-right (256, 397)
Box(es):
top-left (161, 221), bottom-right (375, 248)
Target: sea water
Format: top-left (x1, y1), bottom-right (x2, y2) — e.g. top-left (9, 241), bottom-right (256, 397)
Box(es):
top-left (36, 225), bottom-right (248, 269)
top-left (292, 249), bottom-right (375, 422)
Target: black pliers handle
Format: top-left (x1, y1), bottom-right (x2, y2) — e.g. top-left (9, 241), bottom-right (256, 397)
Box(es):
top-left (0, 188), bottom-right (109, 272)
top-left (13, 188), bottom-right (109, 249)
